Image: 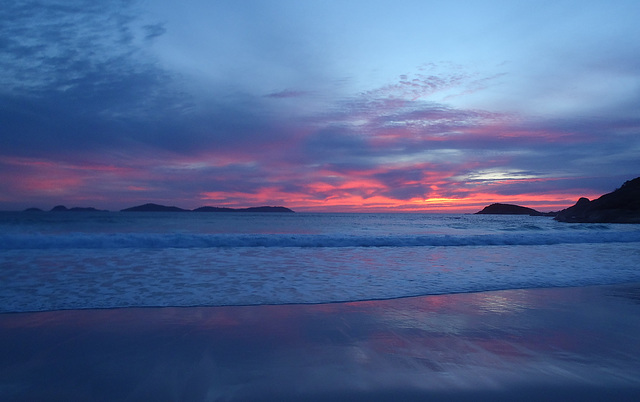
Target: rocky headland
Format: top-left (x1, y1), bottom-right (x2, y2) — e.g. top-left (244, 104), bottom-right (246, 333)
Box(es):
top-left (554, 177), bottom-right (640, 223)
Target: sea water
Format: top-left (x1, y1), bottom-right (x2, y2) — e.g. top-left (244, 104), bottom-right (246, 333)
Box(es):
top-left (1, 211), bottom-right (639, 313)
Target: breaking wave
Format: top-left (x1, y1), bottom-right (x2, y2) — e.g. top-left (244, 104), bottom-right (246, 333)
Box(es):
top-left (3, 230), bottom-right (640, 250)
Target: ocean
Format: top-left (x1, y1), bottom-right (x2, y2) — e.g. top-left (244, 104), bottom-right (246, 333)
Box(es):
top-left (1, 211), bottom-right (640, 313)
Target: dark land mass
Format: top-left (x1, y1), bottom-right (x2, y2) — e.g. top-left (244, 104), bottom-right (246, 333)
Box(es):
top-left (194, 206), bottom-right (294, 213)
top-left (50, 205), bottom-right (107, 212)
top-left (122, 203), bottom-right (294, 213)
top-left (120, 203), bottom-right (188, 212)
top-left (555, 177), bottom-right (640, 223)
top-left (23, 207), bottom-right (44, 212)
top-left (475, 203), bottom-right (553, 216)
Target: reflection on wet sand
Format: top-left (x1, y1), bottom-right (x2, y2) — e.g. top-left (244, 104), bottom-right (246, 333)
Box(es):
top-left (1, 284), bottom-right (640, 401)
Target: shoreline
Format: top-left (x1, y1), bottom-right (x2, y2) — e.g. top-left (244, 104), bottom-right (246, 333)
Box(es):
top-left (2, 280), bottom-right (640, 315)
top-left (2, 283), bottom-right (640, 401)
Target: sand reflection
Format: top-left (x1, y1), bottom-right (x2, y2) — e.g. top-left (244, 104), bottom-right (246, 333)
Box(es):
top-left (1, 285), bottom-right (640, 401)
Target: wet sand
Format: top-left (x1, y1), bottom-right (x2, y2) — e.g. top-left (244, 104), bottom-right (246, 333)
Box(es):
top-left (2, 283), bottom-right (640, 401)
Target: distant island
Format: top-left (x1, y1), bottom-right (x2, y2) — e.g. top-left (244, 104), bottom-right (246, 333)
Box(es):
top-left (50, 205), bottom-right (107, 212)
top-left (121, 203), bottom-right (294, 213)
top-left (554, 177), bottom-right (640, 223)
top-left (475, 203), bottom-right (551, 216)
top-left (192, 206), bottom-right (294, 213)
top-left (22, 205), bottom-right (109, 212)
top-left (22, 203), bottom-right (295, 213)
top-left (121, 203), bottom-right (187, 212)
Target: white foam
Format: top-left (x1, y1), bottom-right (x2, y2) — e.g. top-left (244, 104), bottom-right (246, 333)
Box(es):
top-left (2, 212), bottom-right (640, 313)
top-left (2, 230), bottom-right (640, 250)
top-left (2, 242), bottom-right (640, 313)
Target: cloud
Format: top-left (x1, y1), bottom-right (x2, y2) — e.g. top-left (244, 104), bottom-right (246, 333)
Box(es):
top-left (265, 90), bottom-right (309, 99)
top-left (360, 64), bottom-right (507, 105)
top-left (0, 0), bottom-right (189, 156)
top-left (1, 2), bottom-right (639, 211)
top-left (1, 1), bottom-right (162, 92)
top-left (143, 23), bottom-right (167, 41)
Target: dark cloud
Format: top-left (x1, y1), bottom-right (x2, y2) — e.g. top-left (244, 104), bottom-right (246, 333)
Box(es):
top-left (303, 128), bottom-right (370, 158)
top-left (373, 168), bottom-right (430, 200)
top-left (0, 0), bottom-right (190, 157)
top-left (0, 1), bottom-right (309, 163)
top-left (265, 90), bottom-right (309, 98)
top-left (1, 1), bottom-right (154, 92)
top-left (143, 23), bottom-right (167, 41)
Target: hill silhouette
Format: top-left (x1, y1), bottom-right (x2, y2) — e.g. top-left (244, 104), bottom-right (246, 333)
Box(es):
top-left (121, 203), bottom-right (294, 213)
top-left (555, 177), bottom-right (640, 223)
top-left (193, 206), bottom-right (294, 213)
top-left (475, 203), bottom-right (547, 216)
top-left (50, 205), bottom-right (107, 212)
top-left (121, 203), bottom-right (188, 212)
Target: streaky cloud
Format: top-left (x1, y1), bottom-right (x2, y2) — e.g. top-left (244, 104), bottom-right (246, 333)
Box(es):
top-left (265, 90), bottom-right (309, 98)
top-left (1, 1), bottom-right (639, 211)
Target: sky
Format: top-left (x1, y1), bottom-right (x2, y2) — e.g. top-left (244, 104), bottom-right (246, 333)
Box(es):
top-left (1, 0), bottom-right (639, 212)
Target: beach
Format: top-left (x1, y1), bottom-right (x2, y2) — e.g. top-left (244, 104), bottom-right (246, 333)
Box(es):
top-left (2, 283), bottom-right (640, 401)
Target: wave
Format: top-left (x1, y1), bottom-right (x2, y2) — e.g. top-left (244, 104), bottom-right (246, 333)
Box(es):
top-left (2, 231), bottom-right (640, 249)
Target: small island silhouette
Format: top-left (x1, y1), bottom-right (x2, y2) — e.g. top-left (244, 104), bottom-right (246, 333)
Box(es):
top-left (121, 203), bottom-right (294, 213)
top-left (50, 205), bottom-right (107, 212)
top-left (475, 203), bottom-right (550, 216)
top-left (23, 203), bottom-right (294, 213)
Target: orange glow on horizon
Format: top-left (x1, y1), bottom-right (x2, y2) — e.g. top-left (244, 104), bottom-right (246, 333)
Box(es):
top-left (200, 186), bottom-right (590, 213)
top-left (1, 156), bottom-right (604, 213)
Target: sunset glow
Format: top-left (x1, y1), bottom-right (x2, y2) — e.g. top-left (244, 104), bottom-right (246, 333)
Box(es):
top-left (1, 1), bottom-right (638, 212)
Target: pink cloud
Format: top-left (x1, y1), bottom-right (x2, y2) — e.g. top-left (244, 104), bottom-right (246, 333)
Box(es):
top-left (2, 61), bottom-right (636, 212)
